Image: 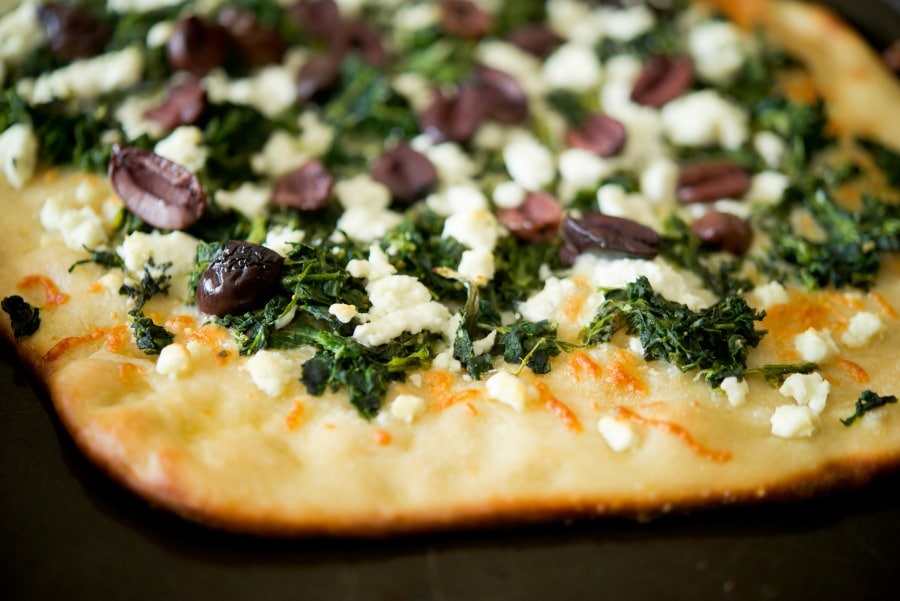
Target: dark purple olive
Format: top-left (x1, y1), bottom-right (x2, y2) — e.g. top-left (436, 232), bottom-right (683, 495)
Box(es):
top-left (336, 21), bottom-right (388, 67)
top-left (38, 2), bottom-right (109, 61)
top-left (108, 145), bottom-right (207, 230)
top-left (418, 84), bottom-right (486, 143)
top-left (289, 0), bottom-right (343, 42)
top-left (196, 241), bottom-right (284, 317)
top-left (217, 5), bottom-right (287, 67)
top-left (630, 55), bottom-right (694, 108)
top-left (496, 191), bottom-right (563, 243)
top-left (691, 211), bottom-right (754, 256)
top-left (439, 0), bottom-right (492, 39)
top-left (565, 113), bottom-right (628, 157)
top-left (676, 162), bottom-right (751, 204)
top-left (560, 211), bottom-right (659, 265)
top-left (272, 160), bottom-right (334, 211)
top-left (370, 143), bottom-right (437, 205)
top-left (166, 16), bottom-right (230, 77)
top-left (506, 24), bottom-right (564, 59)
top-left (474, 65), bottom-right (529, 125)
top-left (144, 77), bottom-right (208, 132)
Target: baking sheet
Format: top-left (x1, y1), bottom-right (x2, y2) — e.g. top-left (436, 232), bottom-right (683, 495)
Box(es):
top-left (2, 2), bottom-right (899, 599)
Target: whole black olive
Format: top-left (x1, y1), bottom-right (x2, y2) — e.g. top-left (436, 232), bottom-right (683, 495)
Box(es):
top-left (196, 241), bottom-right (284, 316)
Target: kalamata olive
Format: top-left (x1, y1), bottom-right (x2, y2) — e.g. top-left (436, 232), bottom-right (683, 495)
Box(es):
top-left (217, 5), bottom-right (287, 67)
top-left (474, 65), bottom-right (529, 125)
top-left (440, 0), bottom-right (492, 39)
top-left (38, 3), bottom-right (109, 61)
top-left (560, 212), bottom-right (659, 265)
top-left (691, 211), bottom-right (754, 256)
top-left (336, 21), bottom-right (388, 67)
top-left (370, 143), bottom-right (437, 205)
top-left (289, 0), bottom-right (343, 42)
top-left (630, 55), bottom-right (694, 108)
top-left (565, 113), bottom-right (628, 157)
top-left (108, 145), bottom-right (207, 230)
top-left (144, 77), bottom-right (208, 132)
top-left (676, 162), bottom-right (751, 204)
top-left (273, 160), bottom-right (334, 211)
top-left (418, 84), bottom-right (486, 143)
top-left (506, 24), bottom-right (564, 59)
top-left (196, 241), bottom-right (285, 317)
top-left (166, 16), bottom-right (230, 77)
top-left (296, 54), bottom-right (341, 103)
top-left (496, 191), bottom-right (563, 243)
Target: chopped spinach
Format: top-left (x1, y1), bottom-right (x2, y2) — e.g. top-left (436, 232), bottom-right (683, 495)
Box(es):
top-left (487, 234), bottom-right (561, 311)
top-left (394, 26), bottom-right (477, 85)
top-left (68, 247), bottom-right (125, 273)
top-left (582, 276), bottom-right (765, 386)
top-left (858, 138), bottom-right (900, 189)
top-left (752, 97), bottom-right (832, 176)
top-left (118, 260), bottom-right (175, 354)
top-left (840, 390), bottom-right (898, 426)
top-left (1, 296), bottom-right (41, 338)
top-left (743, 362), bottom-right (818, 386)
top-left (129, 312), bottom-right (175, 355)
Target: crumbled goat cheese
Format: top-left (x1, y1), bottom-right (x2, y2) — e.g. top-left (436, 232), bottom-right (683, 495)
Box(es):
top-left (334, 175), bottom-right (403, 242)
top-left (485, 371), bottom-right (533, 412)
top-left (503, 135), bottom-right (556, 190)
top-left (329, 303), bottom-right (358, 324)
top-left (443, 209), bottom-right (502, 251)
top-left (558, 148), bottom-right (615, 191)
top-left (0, 123), bottom-right (38, 190)
top-left (492, 181), bottom-right (527, 209)
top-left (745, 171), bottom-right (790, 205)
top-left (215, 182), bottom-right (272, 219)
top-left (747, 281), bottom-right (789, 310)
top-left (753, 131), bottom-right (786, 168)
top-left (263, 225), bottom-right (304, 257)
top-left (719, 376), bottom-right (749, 407)
top-left (115, 91), bottom-right (167, 140)
top-left (661, 90), bottom-right (748, 149)
top-left (640, 158), bottom-right (679, 204)
top-left (390, 394), bottom-right (427, 424)
top-left (841, 311), bottom-right (883, 348)
top-left (457, 249), bottom-right (496, 285)
top-left (245, 350), bottom-right (302, 397)
top-left (117, 231), bottom-right (200, 299)
top-left (205, 64), bottom-right (297, 118)
top-left (597, 416), bottom-right (637, 451)
top-left (476, 40), bottom-right (545, 95)
top-left (154, 126), bottom-right (209, 173)
top-left (20, 46), bottom-right (144, 104)
top-left (602, 5), bottom-right (655, 41)
top-left (596, 184), bottom-right (661, 230)
top-left (155, 343), bottom-right (192, 378)
top-left (543, 43), bottom-right (603, 91)
top-left (794, 328), bottom-right (838, 363)
top-left (688, 20), bottom-right (747, 84)
top-left (107, 0), bottom-right (183, 12)
top-left (422, 141), bottom-right (477, 186)
top-left (770, 405), bottom-right (816, 438)
top-left (428, 183), bottom-right (489, 216)
top-left (0, 2), bottom-right (46, 66)
top-left (779, 372), bottom-right (830, 415)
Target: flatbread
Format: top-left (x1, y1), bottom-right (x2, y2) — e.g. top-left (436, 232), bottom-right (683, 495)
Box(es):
top-left (1, 0), bottom-right (899, 536)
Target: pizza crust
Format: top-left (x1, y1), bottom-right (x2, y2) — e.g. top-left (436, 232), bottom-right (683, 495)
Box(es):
top-left (2, 1), bottom-right (900, 536)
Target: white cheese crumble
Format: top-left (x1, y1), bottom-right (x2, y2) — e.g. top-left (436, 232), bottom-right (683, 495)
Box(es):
top-left (747, 281), bottom-right (789, 310)
top-left (334, 175), bottom-right (402, 243)
top-left (597, 416), bottom-right (637, 452)
top-left (542, 43), bottom-right (603, 91)
top-left (349, 245), bottom-right (453, 347)
top-left (244, 350), bottom-right (303, 397)
top-left (596, 184), bottom-right (661, 230)
top-left (205, 64), bottom-right (298, 118)
top-left (770, 405), bottom-right (816, 438)
top-left (688, 20), bottom-right (747, 85)
top-left (153, 126), bottom-right (209, 173)
top-left (476, 40), bottom-right (545, 96)
top-left (20, 46), bottom-right (144, 105)
top-left (115, 91), bottom-right (167, 141)
top-left (745, 171), bottom-right (790, 205)
top-left (558, 148), bottom-right (614, 192)
top-left (0, 2), bottom-right (45, 66)
top-left (503, 135), bottom-right (556, 190)
top-left (640, 158), bottom-right (679, 204)
top-left (753, 131), bottom-right (786, 169)
top-left (794, 328), bottom-right (838, 363)
top-left (719, 376), bottom-right (749, 407)
top-left (155, 343), bottom-right (192, 378)
top-left (263, 225), bottom-right (304, 257)
top-left (215, 182), bottom-right (272, 219)
top-left (250, 113), bottom-right (334, 177)
top-left (420, 141), bottom-right (477, 186)
top-left (427, 183), bottom-right (488, 216)
top-left (390, 394), bottom-right (427, 424)
top-left (661, 90), bottom-right (748, 149)
top-left (485, 371), bottom-right (533, 412)
top-left (442, 209), bottom-right (502, 251)
top-left (602, 5), bottom-right (655, 41)
top-left (117, 231), bottom-right (200, 299)
top-left (841, 311), bottom-right (883, 348)
top-left (0, 123), bottom-right (38, 190)
top-left (779, 372), bottom-right (831, 415)
top-left (328, 303), bottom-right (358, 324)
top-left (492, 181), bottom-right (526, 209)
top-left (107, 0), bottom-right (183, 12)
top-left (457, 249), bottom-right (496, 286)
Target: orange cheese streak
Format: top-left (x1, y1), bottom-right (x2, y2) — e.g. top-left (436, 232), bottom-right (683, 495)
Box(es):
top-left (870, 291), bottom-right (898, 319)
top-left (568, 351), bottom-right (602, 381)
top-left (118, 362), bottom-right (146, 384)
top-left (103, 325), bottom-right (130, 353)
top-left (284, 401), bottom-right (305, 431)
top-left (835, 358), bottom-right (870, 383)
top-left (424, 369), bottom-right (482, 410)
top-left (373, 430), bottom-right (392, 446)
top-left (533, 380), bottom-right (582, 433)
top-left (18, 275), bottom-right (70, 308)
top-left (605, 350), bottom-right (648, 396)
top-left (43, 330), bottom-right (106, 362)
top-left (613, 406), bottom-right (732, 463)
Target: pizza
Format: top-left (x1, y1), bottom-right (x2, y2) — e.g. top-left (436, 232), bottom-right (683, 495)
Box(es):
top-left (1, 0), bottom-right (899, 536)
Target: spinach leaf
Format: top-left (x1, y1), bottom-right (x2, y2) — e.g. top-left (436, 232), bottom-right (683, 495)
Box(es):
top-left (841, 390), bottom-right (898, 426)
top-left (118, 260), bottom-right (175, 355)
top-left (1, 296), bottom-right (41, 338)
